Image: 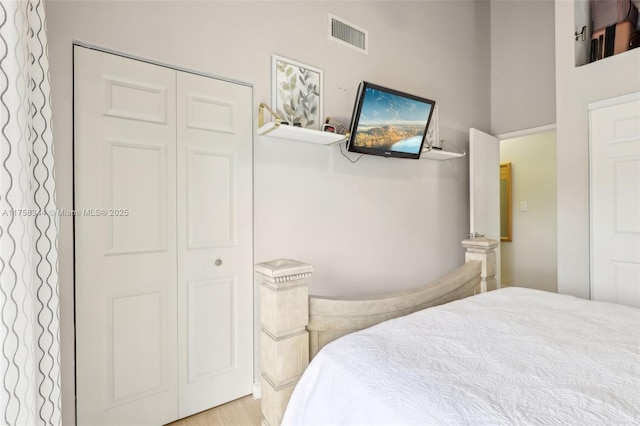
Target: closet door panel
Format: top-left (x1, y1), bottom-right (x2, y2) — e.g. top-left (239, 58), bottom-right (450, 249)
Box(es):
top-left (187, 277), bottom-right (235, 379)
top-left (74, 46), bottom-right (178, 426)
top-left (176, 71), bottom-right (253, 418)
top-left (187, 149), bottom-right (234, 248)
top-left (106, 140), bottom-right (168, 253)
top-left (111, 291), bottom-right (165, 399)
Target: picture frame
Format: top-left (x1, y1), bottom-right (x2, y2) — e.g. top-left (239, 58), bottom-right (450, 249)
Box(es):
top-left (271, 55), bottom-right (323, 130)
top-left (500, 162), bottom-right (513, 242)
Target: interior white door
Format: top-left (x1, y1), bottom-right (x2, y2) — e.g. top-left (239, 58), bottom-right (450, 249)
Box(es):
top-left (74, 46), bottom-right (179, 425)
top-left (469, 128), bottom-right (501, 288)
top-left (176, 71), bottom-right (253, 417)
top-left (589, 95), bottom-right (640, 307)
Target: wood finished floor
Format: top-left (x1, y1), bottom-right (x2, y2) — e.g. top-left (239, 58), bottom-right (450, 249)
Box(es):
top-left (167, 396), bottom-right (261, 426)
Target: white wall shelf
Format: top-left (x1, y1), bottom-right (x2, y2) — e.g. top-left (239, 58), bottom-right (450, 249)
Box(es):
top-left (420, 148), bottom-right (465, 160)
top-left (257, 121), bottom-right (347, 145)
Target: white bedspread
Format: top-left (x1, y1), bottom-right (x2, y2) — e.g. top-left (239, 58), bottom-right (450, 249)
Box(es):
top-left (283, 287), bottom-right (640, 425)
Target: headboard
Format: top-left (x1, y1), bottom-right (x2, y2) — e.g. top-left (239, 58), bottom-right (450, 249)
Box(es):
top-left (255, 237), bottom-right (499, 426)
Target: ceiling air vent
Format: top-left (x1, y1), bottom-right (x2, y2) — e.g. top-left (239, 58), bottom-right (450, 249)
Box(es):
top-left (329, 14), bottom-right (368, 54)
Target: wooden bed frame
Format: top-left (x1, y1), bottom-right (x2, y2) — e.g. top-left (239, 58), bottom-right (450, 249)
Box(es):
top-left (255, 237), bottom-right (499, 426)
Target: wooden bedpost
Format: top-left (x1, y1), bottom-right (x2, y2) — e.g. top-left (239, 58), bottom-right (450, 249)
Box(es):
top-left (255, 259), bottom-right (313, 426)
top-left (462, 238), bottom-right (499, 292)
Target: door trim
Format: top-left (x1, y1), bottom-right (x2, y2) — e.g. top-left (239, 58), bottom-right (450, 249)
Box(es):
top-left (495, 123), bottom-right (556, 141)
top-left (72, 41), bottom-right (254, 88)
top-left (588, 92), bottom-right (640, 111)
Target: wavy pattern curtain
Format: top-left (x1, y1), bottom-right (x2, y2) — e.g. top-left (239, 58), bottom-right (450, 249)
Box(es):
top-left (0, 0), bottom-right (61, 425)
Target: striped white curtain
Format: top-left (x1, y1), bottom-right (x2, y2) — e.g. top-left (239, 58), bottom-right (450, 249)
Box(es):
top-left (0, 0), bottom-right (61, 425)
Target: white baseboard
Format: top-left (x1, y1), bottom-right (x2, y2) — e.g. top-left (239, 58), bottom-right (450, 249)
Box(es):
top-left (252, 382), bottom-right (262, 399)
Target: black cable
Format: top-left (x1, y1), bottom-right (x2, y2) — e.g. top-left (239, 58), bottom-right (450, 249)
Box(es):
top-left (339, 142), bottom-right (364, 163)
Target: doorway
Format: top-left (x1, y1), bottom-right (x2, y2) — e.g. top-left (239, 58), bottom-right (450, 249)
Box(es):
top-left (499, 128), bottom-right (557, 293)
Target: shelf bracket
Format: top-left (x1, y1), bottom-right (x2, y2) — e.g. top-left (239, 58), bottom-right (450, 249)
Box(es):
top-left (258, 103), bottom-right (282, 135)
top-left (574, 25), bottom-right (587, 41)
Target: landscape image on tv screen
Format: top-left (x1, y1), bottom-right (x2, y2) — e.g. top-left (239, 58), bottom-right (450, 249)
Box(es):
top-left (353, 87), bottom-right (433, 154)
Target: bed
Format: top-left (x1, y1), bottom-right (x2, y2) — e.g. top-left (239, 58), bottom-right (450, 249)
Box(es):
top-left (255, 238), bottom-right (640, 426)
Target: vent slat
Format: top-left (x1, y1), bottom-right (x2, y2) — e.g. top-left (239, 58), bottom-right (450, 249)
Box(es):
top-left (329, 15), bottom-right (367, 53)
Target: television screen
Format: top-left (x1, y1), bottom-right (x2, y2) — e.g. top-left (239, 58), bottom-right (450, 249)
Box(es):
top-left (347, 81), bottom-right (435, 159)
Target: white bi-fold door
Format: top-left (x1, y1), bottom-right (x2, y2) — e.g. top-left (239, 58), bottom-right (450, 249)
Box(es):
top-left (74, 46), bottom-right (253, 425)
top-left (589, 94), bottom-right (640, 308)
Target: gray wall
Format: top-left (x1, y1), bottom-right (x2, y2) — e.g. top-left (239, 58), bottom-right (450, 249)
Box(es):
top-left (491, 0), bottom-right (556, 134)
top-left (555, 1), bottom-right (640, 299)
top-left (45, 1), bottom-right (491, 423)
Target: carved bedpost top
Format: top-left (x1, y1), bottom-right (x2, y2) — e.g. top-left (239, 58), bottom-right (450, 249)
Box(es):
top-left (255, 259), bottom-right (314, 286)
top-left (462, 238), bottom-right (499, 293)
top-left (461, 238), bottom-right (499, 253)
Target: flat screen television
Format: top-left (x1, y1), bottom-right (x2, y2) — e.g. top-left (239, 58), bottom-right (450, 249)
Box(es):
top-left (346, 81), bottom-right (435, 159)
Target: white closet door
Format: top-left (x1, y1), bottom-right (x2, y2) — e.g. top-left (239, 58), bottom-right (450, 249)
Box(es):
top-left (590, 96), bottom-right (640, 307)
top-left (75, 46), bottom-right (254, 424)
top-left (176, 71), bottom-right (253, 418)
top-left (74, 46), bottom-right (179, 425)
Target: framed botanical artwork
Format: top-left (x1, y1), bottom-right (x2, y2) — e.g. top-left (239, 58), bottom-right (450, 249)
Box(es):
top-left (271, 55), bottom-right (323, 130)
